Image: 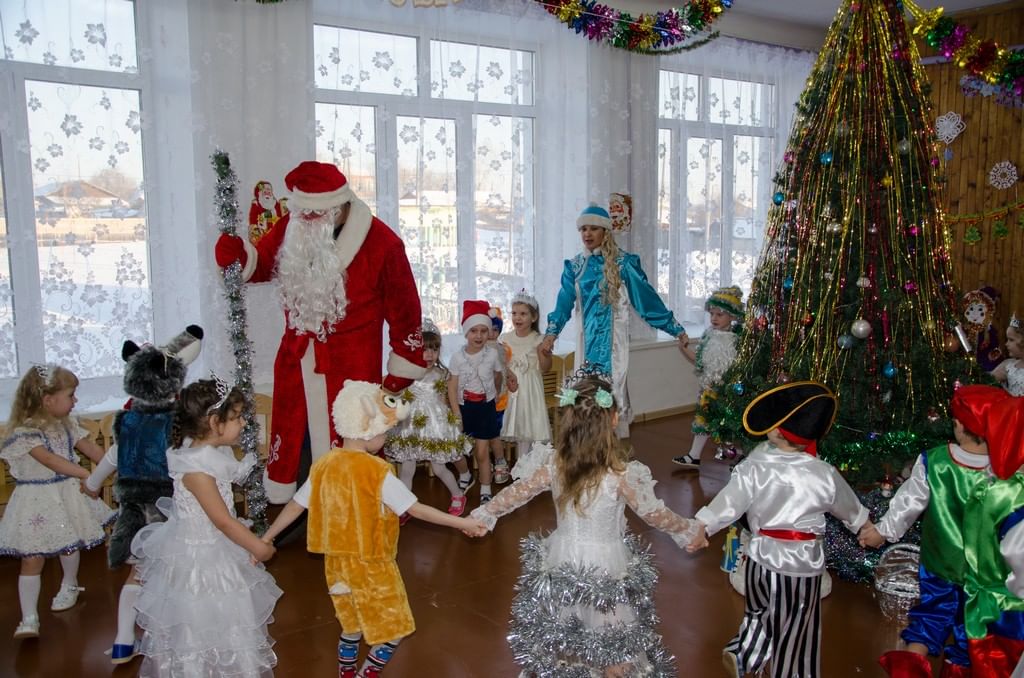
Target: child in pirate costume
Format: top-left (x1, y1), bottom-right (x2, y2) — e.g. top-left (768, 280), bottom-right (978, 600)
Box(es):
top-left (860, 385), bottom-right (1024, 678)
top-left (261, 381), bottom-right (486, 678)
top-left (688, 381), bottom-right (872, 678)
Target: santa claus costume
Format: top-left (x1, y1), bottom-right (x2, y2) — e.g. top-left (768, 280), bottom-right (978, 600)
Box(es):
top-left (215, 161), bottom-right (426, 502)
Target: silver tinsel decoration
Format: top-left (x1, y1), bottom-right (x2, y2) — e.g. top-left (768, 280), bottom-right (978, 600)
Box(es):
top-left (211, 150), bottom-right (268, 532)
top-left (507, 533), bottom-right (676, 677)
top-left (873, 543), bottom-right (920, 624)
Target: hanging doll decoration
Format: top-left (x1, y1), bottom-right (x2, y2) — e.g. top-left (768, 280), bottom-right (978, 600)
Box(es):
top-left (248, 180), bottom-right (287, 246)
top-left (962, 286), bottom-right (1003, 371)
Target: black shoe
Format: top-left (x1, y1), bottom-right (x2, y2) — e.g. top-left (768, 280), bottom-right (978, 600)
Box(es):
top-left (457, 475), bottom-right (476, 493)
top-left (672, 454), bottom-right (701, 470)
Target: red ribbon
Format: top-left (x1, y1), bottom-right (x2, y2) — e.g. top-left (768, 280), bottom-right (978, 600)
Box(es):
top-left (759, 529), bottom-right (817, 541)
top-left (778, 427), bottom-right (818, 456)
top-left (462, 391), bottom-right (486, 402)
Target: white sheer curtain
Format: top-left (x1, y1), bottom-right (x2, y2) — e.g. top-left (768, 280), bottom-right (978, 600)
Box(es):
top-left (0, 0), bottom-right (816, 412)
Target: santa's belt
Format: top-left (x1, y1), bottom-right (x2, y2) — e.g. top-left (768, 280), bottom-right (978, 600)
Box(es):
top-left (759, 529), bottom-right (818, 541)
top-left (463, 391), bottom-right (487, 403)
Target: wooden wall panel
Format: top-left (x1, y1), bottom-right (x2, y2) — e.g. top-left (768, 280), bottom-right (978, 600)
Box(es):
top-left (918, 1), bottom-right (1024, 338)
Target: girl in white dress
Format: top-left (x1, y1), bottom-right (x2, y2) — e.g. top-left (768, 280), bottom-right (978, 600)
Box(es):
top-left (386, 319), bottom-right (473, 517)
top-left (992, 315), bottom-right (1024, 396)
top-left (131, 378), bottom-right (281, 677)
top-left (500, 290), bottom-right (553, 478)
top-left (0, 364), bottom-right (115, 639)
top-left (472, 374), bottom-right (704, 677)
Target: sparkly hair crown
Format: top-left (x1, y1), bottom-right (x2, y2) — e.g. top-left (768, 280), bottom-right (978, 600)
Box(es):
top-left (207, 372), bottom-right (231, 414)
top-left (1011, 314), bottom-right (1022, 331)
top-left (512, 288), bottom-right (539, 311)
top-left (32, 363), bottom-right (55, 386)
top-left (421, 317), bottom-right (440, 336)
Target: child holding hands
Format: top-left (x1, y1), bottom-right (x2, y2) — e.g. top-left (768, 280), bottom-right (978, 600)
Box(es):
top-left (472, 373), bottom-right (702, 677)
top-left (130, 377), bottom-right (280, 676)
top-left (674, 285), bottom-right (744, 469)
top-left (262, 380), bottom-right (486, 678)
top-left (861, 385), bottom-right (1024, 678)
top-left (688, 381), bottom-right (872, 678)
top-left (991, 314), bottom-right (1024, 396)
top-left (0, 364), bottom-right (115, 639)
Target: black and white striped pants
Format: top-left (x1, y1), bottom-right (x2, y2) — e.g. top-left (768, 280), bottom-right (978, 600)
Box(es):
top-left (724, 558), bottom-right (822, 678)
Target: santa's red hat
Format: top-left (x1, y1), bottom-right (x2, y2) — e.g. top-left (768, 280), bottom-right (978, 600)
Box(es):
top-left (951, 384), bottom-right (1024, 479)
top-left (284, 161), bottom-right (354, 211)
top-left (462, 300), bottom-right (491, 335)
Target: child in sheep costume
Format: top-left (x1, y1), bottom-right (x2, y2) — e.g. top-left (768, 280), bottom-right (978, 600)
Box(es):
top-left (261, 380), bottom-right (486, 677)
top-left (85, 324), bottom-right (202, 664)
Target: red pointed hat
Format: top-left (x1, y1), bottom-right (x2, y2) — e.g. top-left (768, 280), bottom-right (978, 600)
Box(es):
top-left (284, 161), bottom-right (354, 210)
top-left (461, 300), bottom-right (491, 335)
top-left (951, 384), bottom-right (1024, 479)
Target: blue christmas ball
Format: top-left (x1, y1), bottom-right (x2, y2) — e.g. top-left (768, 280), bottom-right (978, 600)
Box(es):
top-left (883, 362), bottom-right (896, 378)
top-left (943, 147), bottom-right (953, 161)
top-left (783, 276), bottom-right (794, 290)
top-left (837, 334), bottom-right (856, 349)
top-left (732, 382), bottom-right (745, 395)
top-left (819, 150), bottom-right (834, 165)
top-left (773, 191), bottom-right (785, 205)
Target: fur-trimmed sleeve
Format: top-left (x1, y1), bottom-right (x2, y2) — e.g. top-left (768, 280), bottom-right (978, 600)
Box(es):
top-left (381, 236), bottom-right (427, 393)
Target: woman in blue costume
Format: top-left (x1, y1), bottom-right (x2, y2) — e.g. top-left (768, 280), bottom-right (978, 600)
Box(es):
top-left (540, 204), bottom-right (688, 437)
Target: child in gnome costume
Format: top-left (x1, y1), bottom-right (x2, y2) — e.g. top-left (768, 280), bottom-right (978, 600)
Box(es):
top-left (861, 385), bottom-right (1024, 678)
top-left (84, 325), bottom-right (203, 664)
top-left (261, 380), bottom-right (486, 678)
top-left (688, 381), bottom-right (873, 678)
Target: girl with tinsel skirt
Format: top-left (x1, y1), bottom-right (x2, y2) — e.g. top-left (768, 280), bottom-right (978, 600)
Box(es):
top-left (386, 319), bottom-right (473, 516)
top-left (471, 374), bottom-right (703, 677)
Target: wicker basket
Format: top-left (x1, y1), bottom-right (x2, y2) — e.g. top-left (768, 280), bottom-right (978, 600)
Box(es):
top-left (873, 543), bottom-right (920, 624)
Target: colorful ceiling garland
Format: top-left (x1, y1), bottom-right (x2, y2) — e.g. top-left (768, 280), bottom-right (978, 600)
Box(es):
top-left (533, 0), bottom-right (731, 55)
top-left (906, 0), bottom-right (1024, 105)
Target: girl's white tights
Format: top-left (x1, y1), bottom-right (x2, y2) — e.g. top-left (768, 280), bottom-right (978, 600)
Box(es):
top-left (60, 551), bottom-right (80, 587)
top-left (18, 574), bottom-right (40, 621)
top-left (689, 433), bottom-right (710, 459)
top-left (399, 460), bottom-right (462, 498)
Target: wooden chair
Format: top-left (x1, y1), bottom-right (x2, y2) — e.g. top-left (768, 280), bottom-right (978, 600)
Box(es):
top-left (0, 450), bottom-right (11, 520)
top-left (235, 392), bottom-right (273, 516)
top-left (542, 351), bottom-right (574, 440)
top-left (78, 413), bottom-right (118, 508)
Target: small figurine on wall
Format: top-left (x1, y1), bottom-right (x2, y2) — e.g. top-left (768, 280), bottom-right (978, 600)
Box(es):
top-left (609, 192), bottom-right (632, 233)
top-left (248, 180), bottom-right (287, 246)
top-left (962, 286), bottom-right (1003, 371)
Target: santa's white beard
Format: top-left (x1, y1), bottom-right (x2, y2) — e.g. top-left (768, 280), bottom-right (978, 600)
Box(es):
top-left (258, 194), bottom-right (276, 211)
top-left (277, 210), bottom-right (348, 339)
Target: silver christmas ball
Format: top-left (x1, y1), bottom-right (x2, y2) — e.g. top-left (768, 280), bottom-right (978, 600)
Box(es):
top-left (850, 319), bottom-right (872, 339)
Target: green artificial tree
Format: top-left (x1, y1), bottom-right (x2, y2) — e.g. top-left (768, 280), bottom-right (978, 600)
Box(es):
top-left (702, 0), bottom-right (983, 580)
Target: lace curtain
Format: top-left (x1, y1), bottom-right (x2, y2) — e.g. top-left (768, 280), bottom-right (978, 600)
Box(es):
top-left (0, 0), bottom-right (815, 413)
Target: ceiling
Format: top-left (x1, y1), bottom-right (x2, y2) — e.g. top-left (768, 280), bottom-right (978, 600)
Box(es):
top-left (611, 1), bottom-right (1014, 50)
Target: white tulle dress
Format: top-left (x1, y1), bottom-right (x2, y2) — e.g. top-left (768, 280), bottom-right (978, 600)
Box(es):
top-left (131, 445), bottom-right (281, 678)
top-left (471, 443), bottom-right (698, 677)
top-left (386, 366), bottom-right (470, 463)
top-left (499, 331), bottom-right (552, 443)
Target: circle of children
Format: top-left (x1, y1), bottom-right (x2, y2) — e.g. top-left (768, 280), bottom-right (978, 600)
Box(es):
top-left (2, 202), bottom-right (1024, 678)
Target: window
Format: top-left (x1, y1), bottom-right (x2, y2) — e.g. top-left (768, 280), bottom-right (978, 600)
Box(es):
top-left (0, 1), bottom-right (152, 390)
top-left (657, 70), bottom-right (776, 330)
top-left (314, 25), bottom-right (535, 335)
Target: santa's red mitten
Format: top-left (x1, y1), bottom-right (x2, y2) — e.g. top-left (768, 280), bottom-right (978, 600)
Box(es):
top-left (215, 233), bottom-right (247, 268)
top-left (382, 374), bottom-right (414, 396)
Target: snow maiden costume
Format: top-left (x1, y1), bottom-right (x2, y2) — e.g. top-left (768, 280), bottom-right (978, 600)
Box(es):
top-left (471, 442), bottom-right (698, 676)
top-left (545, 204), bottom-right (685, 437)
top-left (131, 445), bottom-right (281, 676)
top-left (694, 382), bottom-right (869, 678)
top-left (877, 386), bottom-right (1024, 678)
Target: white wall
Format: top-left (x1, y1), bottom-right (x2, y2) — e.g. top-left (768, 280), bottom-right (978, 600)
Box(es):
top-left (627, 340), bottom-right (699, 417)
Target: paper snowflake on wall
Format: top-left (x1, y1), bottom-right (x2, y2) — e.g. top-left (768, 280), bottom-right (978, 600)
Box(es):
top-left (988, 161), bottom-right (1019, 190)
top-left (935, 112), bottom-right (966, 145)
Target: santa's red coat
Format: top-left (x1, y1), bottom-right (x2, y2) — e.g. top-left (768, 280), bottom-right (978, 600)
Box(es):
top-left (238, 198), bottom-right (425, 489)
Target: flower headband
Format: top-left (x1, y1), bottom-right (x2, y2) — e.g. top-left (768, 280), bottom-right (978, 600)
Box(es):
top-left (207, 373), bottom-right (231, 414)
top-left (556, 364), bottom-right (615, 409)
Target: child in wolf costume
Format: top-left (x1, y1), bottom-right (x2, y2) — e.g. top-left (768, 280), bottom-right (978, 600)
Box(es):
top-left (85, 325), bottom-right (203, 664)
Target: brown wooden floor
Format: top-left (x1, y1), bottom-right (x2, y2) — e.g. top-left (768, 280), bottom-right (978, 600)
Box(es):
top-left (0, 414), bottom-right (930, 677)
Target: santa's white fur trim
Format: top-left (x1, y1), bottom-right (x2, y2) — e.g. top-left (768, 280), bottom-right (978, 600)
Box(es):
top-left (240, 238), bottom-right (258, 281)
top-left (462, 314), bottom-right (491, 335)
top-left (262, 467), bottom-right (296, 504)
top-left (289, 183), bottom-right (355, 211)
top-left (388, 351), bottom-right (427, 380)
top-left (335, 197), bottom-right (372, 271)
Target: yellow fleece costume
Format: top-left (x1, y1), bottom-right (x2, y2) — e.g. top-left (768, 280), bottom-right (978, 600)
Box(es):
top-left (306, 380), bottom-right (415, 644)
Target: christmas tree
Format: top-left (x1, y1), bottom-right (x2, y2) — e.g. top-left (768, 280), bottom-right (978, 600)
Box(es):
top-left (704, 0), bottom-right (981, 491)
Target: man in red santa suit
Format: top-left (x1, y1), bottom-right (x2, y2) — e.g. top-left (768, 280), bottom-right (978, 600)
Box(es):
top-left (216, 161), bottom-right (426, 502)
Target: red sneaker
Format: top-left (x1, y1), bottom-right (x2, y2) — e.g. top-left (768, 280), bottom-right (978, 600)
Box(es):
top-left (448, 495), bottom-right (467, 517)
top-left (339, 669), bottom-right (357, 678)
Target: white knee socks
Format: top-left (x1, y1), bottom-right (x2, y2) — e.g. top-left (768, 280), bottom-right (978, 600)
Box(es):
top-left (59, 551), bottom-right (80, 588)
top-left (689, 433), bottom-right (709, 459)
top-left (115, 584), bottom-right (141, 646)
top-left (18, 575), bottom-right (41, 621)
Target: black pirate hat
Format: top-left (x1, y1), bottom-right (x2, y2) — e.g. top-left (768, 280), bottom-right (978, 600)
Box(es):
top-left (742, 381), bottom-right (838, 453)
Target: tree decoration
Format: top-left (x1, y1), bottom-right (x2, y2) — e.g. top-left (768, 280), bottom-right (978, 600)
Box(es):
top-left (532, 0), bottom-right (731, 55)
top-left (988, 161), bottom-right (1019, 190)
top-left (211, 149), bottom-right (268, 533)
top-left (961, 74), bottom-right (1024, 109)
top-left (703, 0), bottom-right (979, 531)
top-left (906, 0), bottom-right (1024, 105)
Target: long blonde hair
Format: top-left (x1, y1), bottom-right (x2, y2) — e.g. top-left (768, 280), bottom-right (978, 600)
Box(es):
top-left (555, 376), bottom-right (628, 515)
top-left (7, 364), bottom-right (80, 431)
top-left (599, 233), bottom-right (622, 307)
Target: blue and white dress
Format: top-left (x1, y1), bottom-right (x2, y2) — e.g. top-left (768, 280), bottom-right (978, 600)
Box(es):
top-left (0, 419), bottom-right (115, 558)
top-left (546, 249), bottom-right (684, 435)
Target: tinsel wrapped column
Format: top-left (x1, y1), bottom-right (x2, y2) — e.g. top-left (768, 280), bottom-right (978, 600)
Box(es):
top-left (703, 0), bottom-right (981, 580)
top-left (211, 150), bottom-right (269, 532)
